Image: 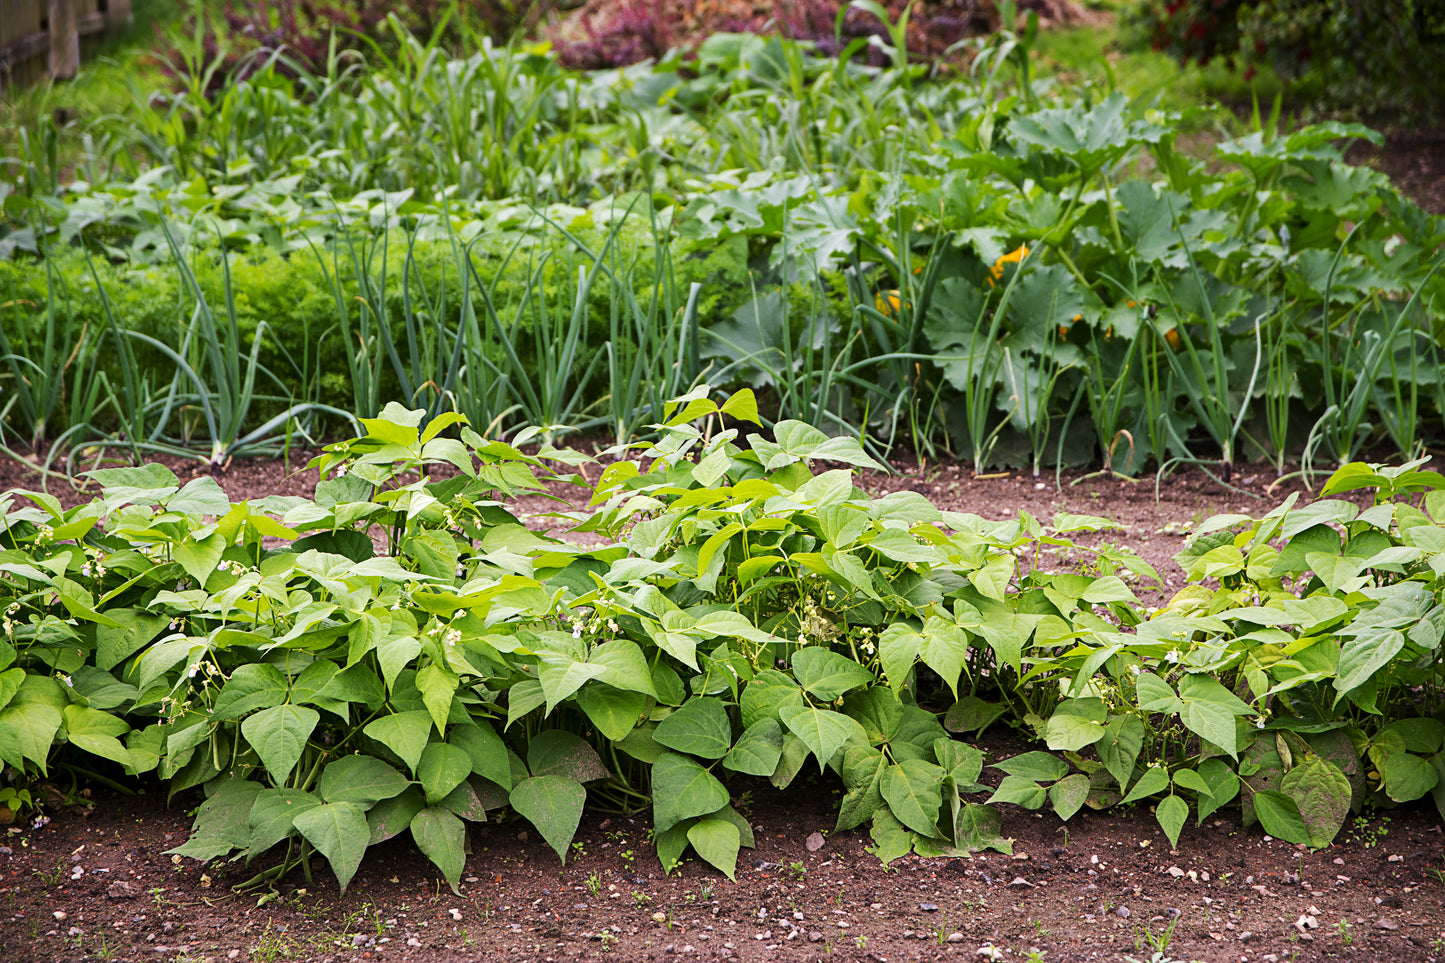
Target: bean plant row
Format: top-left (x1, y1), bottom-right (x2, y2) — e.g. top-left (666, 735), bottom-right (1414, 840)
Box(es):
top-left (0, 391), bottom-right (1442, 891)
top-left (2, 11), bottom-right (1443, 475)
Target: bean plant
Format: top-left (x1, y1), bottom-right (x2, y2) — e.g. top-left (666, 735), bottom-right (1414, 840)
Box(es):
top-left (2, 390), bottom-right (1443, 892)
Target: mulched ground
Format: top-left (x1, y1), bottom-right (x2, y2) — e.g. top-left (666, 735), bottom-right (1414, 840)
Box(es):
top-left (3, 451), bottom-right (1444, 963)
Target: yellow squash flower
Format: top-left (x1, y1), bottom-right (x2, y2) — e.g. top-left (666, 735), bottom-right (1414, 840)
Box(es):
top-left (875, 289), bottom-right (904, 317)
top-left (988, 244), bottom-right (1029, 286)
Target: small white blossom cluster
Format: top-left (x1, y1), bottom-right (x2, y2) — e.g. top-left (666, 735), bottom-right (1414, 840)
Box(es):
top-left (186, 660), bottom-right (222, 682)
top-left (33, 524), bottom-right (54, 546)
top-left (330, 442), bottom-right (353, 477)
top-left (563, 611), bottom-right (620, 642)
top-left (2, 601), bottom-right (20, 635)
top-left (797, 595), bottom-right (838, 645)
top-left (216, 559), bottom-right (249, 576)
top-left (159, 688), bottom-right (194, 723)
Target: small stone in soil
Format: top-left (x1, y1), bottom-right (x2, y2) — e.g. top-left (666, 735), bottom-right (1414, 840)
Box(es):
top-left (1115, 906), bottom-right (1130, 919)
top-left (1378, 918), bottom-right (1400, 930)
top-left (806, 831), bottom-right (826, 852)
top-left (920, 902), bottom-right (939, 911)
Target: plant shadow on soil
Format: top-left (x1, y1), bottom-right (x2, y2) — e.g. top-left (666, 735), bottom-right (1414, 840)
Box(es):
top-left (4, 452), bottom-right (1445, 961)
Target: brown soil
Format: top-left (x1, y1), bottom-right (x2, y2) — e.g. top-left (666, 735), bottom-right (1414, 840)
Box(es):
top-left (1344, 130), bottom-right (1445, 217)
top-left (6, 7), bottom-right (1444, 959)
top-left (4, 452), bottom-right (1445, 963)
top-left (546, 0), bottom-right (1103, 69)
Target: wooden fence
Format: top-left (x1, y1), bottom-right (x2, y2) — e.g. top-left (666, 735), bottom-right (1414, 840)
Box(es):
top-left (1, 0), bottom-right (132, 94)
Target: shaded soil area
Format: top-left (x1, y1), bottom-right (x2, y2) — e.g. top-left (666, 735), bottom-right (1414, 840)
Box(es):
top-left (3, 453), bottom-right (1443, 962)
top-left (1345, 130), bottom-right (1445, 216)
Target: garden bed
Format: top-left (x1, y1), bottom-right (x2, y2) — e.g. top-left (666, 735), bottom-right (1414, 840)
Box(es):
top-left (4, 453), bottom-right (1442, 963)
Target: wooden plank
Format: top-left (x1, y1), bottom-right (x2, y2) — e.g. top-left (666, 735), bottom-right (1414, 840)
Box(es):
top-left (103, 0), bottom-right (131, 33)
top-left (0, 30), bottom-right (48, 62)
top-left (49, 0), bottom-right (81, 79)
top-left (0, 0), bottom-right (130, 92)
top-left (1, 1), bottom-right (45, 47)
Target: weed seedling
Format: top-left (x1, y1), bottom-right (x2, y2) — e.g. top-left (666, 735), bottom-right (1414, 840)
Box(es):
top-left (785, 861), bottom-right (807, 881)
top-left (1135, 914), bottom-right (1179, 953)
top-left (249, 921), bottom-right (297, 962)
top-left (89, 931), bottom-right (117, 961)
top-left (586, 872), bottom-right (603, 898)
top-left (1348, 815), bottom-right (1390, 849)
top-left (1335, 918), bottom-right (1354, 946)
top-left (632, 891), bottom-right (651, 906)
top-left (33, 859), bottom-right (65, 887)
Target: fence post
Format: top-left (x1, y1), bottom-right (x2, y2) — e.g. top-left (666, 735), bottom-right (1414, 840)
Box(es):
top-left (104, 0), bottom-right (132, 33)
top-left (49, 0), bottom-right (79, 79)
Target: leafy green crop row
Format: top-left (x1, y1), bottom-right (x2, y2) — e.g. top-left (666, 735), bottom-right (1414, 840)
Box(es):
top-left (1, 391), bottom-right (1443, 890)
top-left (4, 18), bottom-right (1444, 470)
top-left (0, 211), bottom-right (753, 467)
